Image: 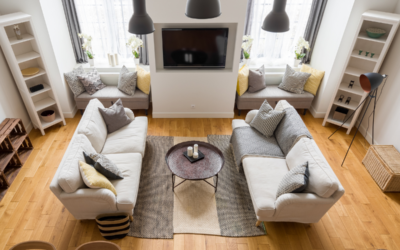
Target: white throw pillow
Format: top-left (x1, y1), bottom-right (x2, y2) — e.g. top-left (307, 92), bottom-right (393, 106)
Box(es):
top-left (286, 138), bottom-right (339, 198)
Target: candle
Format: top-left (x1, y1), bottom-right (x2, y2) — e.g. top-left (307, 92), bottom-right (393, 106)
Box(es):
top-left (114, 53), bottom-right (119, 65)
top-left (187, 147), bottom-right (193, 157)
top-left (107, 53), bottom-right (112, 66)
top-left (110, 55), bottom-right (116, 67)
top-left (194, 144), bottom-right (198, 153)
top-left (193, 152), bottom-right (199, 159)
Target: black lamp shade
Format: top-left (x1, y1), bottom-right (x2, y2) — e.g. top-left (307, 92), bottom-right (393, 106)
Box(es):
top-left (360, 73), bottom-right (384, 92)
top-left (186, 0), bottom-right (221, 19)
top-left (128, 0), bottom-right (155, 35)
top-left (262, 0), bottom-right (289, 32)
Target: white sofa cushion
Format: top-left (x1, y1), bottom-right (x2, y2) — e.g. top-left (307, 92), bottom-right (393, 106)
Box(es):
top-left (101, 117), bottom-right (148, 157)
top-left (286, 138), bottom-right (339, 198)
top-left (105, 153), bottom-right (142, 212)
top-left (77, 99), bottom-right (108, 153)
top-left (58, 134), bottom-right (97, 193)
top-left (232, 119), bottom-right (250, 130)
top-left (243, 157), bottom-right (289, 218)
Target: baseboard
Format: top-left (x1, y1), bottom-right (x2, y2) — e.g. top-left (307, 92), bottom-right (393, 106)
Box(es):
top-left (358, 120), bottom-right (380, 145)
top-left (309, 105), bottom-right (326, 118)
top-left (152, 112), bottom-right (234, 118)
top-left (63, 105), bottom-right (78, 118)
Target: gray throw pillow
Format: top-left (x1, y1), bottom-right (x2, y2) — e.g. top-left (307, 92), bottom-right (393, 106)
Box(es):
top-left (89, 153), bottom-right (124, 180)
top-left (278, 65), bottom-right (311, 94)
top-left (248, 65), bottom-right (266, 93)
top-left (78, 68), bottom-right (107, 95)
top-left (118, 66), bottom-right (137, 96)
top-left (250, 100), bottom-right (285, 137)
top-left (64, 66), bottom-right (86, 97)
top-left (276, 162), bottom-right (309, 198)
top-left (98, 99), bottom-right (132, 133)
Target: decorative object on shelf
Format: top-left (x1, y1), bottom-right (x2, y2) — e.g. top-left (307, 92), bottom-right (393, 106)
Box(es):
top-left (183, 149), bottom-right (205, 163)
top-left (358, 50), bottom-right (363, 55)
top-left (262, 0), bottom-right (289, 32)
top-left (366, 27), bottom-right (386, 38)
top-left (13, 25), bottom-right (23, 40)
top-left (193, 152), bottom-right (199, 159)
top-left (127, 36), bottom-right (143, 65)
top-left (107, 53), bottom-right (112, 66)
top-left (294, 37), bottom-right (310, 67)
top-left (128, 0), bottom-right (154, 34)
top-left (110, 54), bottom-right (116, 67)
top-left (365, 51), bottom-right (370, 57)
top-left (242, 35), bottom-right (253, 61)
top-left (333, 107), bottom-right (348, 122)
top-left (78, 33), bottom-right (94, 66)
top-left (194, 144), bottom-right (198, 153)
top-left (371, 53), bottom-right (375, 58)
top-left (114, 53), bottom-right (119, 65)
top-left (187, 146), bottom-right (193, 157)
top-left (338, 95), bottom-right (344, 103)
top-left (329, 72), bottom-right (388, 166)
top-left (40, 110), bottom-right (55, 123)
top-left (348, 80), bottom-right (354, 89)
top-left (345, 97), bottom-right (351, 105)
top-left (186, 0), bottom-right (221, 19)
top-left (29, 84), bottom-right (44, 93)
top-left (21, 67), bottom-right (39, 77)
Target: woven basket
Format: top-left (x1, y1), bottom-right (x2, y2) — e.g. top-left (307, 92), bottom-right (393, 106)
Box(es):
top-left (95, 213), bottom-right (131, 240)
top-left (362, 145), bottom-right (400, 192)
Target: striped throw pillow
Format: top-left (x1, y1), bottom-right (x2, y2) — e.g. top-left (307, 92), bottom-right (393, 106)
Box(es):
top-left (250, 100), bottom-right (285, 137)
top-left (96, 213), bottom-right (131, 240)
top-left (276, 162), bottom-right (309, 198)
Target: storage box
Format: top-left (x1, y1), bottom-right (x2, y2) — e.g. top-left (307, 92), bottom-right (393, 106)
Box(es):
top-left (333, 107), bottom-right (348, 122)
top-left (362, 145), bottom-right (400, 192)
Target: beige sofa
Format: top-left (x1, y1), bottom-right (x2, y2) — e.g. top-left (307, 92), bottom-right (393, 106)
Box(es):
top-left (50, 98), bottom-right (148, 220)
top-left (232, 101), bottom-right (344, 225)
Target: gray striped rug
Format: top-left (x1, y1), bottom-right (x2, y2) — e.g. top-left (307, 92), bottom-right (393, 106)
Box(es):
top-left (128, 135), bottom-right (264, 238)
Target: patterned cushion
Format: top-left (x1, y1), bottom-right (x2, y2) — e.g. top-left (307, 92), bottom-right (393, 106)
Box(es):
top-left (118, 65), bottom-right (137, 96)
top-left (78, 68), bottom-right (107, 95)
top-left (88, 153), bottom-right (124, 180)
top-left (278, 65), bottom-right (311, 94)
top-left (79, 161), bottom-right (117, 195)
top-left (64, 66), bottom-right (86, 97)
top-left (276, 161), bottom-right (309, 198)
top-left (250, 100), bottom-right (285, 137)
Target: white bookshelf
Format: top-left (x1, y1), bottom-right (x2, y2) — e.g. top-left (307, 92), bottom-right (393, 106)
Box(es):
top-left (0, 12), bottom-right (66, 135)
top-left (323, 11), bottom-right (400, 134)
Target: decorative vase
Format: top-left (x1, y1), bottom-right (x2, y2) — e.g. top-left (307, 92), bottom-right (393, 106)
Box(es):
top-left (294, 58), bottom-right (301, 67)
top-left (89, 58), bottom-right (94, 67)
top-left (134, 58), bottom-right (140, 65)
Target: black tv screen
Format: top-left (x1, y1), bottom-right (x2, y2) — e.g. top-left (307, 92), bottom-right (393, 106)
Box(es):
top-left (162, 28), bottom-right (229, 69)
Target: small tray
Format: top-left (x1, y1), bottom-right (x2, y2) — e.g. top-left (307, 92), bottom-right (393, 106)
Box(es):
top-left (183, 150), bottom-right (205, 163)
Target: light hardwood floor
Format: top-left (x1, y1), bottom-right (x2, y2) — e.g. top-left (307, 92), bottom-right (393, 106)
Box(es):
top-left (1, 108), bottom-right (400, 250)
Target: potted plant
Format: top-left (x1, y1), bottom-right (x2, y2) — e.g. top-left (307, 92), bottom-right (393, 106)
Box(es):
top-left (242, 35), bottom-right (253, 64)
top-left (127, 36), bottom-right (143, 65)
top-left (294, 37), bottom-right (310, 67)
top-left (78, 33), bottom-right (94, 66)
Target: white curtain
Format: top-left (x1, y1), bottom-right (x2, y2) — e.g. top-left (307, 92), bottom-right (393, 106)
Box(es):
top-left (247, 0), bottom-right (313, 67)
top-left (74, 0), bottom-right (134, 60)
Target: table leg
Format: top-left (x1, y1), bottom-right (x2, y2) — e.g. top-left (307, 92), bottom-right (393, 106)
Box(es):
top-left (215, 174), bottom-right (218, 193)
top-left (172, 174), bottom-right (175, 192)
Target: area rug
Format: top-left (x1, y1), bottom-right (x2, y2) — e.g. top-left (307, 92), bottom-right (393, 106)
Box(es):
top-left (128, 135), bottom-right (264, 239)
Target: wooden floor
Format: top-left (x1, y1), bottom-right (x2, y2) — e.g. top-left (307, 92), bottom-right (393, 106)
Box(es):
top-left (1, 108), bottom-right (400, 250)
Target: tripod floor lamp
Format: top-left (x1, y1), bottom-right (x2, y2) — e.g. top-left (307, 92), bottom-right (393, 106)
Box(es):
top-left (328, 73), bottom-right (388, 166)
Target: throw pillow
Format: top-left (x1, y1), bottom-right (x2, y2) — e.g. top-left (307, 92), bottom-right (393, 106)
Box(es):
top-left (64, 66), bottom-right (86, 97)
top-left (78, 68), bottom-right (107, 95)
top-left (248, 65), bottom-right (266, 93)
top-left (276, 161), bottom-right (309, 198)
top-left (118, 65), bottom-right (137, 96)
top-left (250, 100), bottom-right (285, 137)
top-left (98, 99), bottom-right (132, 133)
top-left (89, 153), bottom-right (124, 180)
top-left (79, 161), bottom-right (117, 195)
top-left (236, 64), bottom-right (250, 96)
top-left (278, 65), bottom-right (311, 94)
top-left (83, 151), bottom-right (96, 167)
top-left (136, 66), bottom-right (151, 95)
top-left (301, 64), bottom-right (325, 95)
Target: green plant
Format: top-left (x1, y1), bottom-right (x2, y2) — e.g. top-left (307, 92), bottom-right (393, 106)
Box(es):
top-left (295, 51), bottom-right (306, 60)
top-left (243, 51), bottom-right (250, 59)
top-left (133, 50), bottom-right (140, 59)
top-left (85, 51), bottom-right (94, 59)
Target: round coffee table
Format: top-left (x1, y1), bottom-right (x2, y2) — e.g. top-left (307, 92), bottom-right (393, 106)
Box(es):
top-left (165, 141), bottom-right (224, 193)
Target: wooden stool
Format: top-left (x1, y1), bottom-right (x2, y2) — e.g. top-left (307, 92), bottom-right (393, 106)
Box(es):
top-left (76, 241), bottom-right (121, 250)
top-left (10, 241), bottom-right (56, 250)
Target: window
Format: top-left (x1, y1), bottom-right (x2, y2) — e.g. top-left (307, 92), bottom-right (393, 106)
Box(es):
top-left (74, 0), bottom-right (135, 61)
top-left (247, 0), bottom-right (313, 67)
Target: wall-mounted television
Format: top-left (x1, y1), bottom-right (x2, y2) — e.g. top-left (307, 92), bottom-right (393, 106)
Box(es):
top-left (162, 28), bottom-right (229, 69)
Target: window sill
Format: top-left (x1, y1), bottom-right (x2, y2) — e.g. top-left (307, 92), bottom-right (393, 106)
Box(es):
top-left (78, 59), bottom-right (150, 73)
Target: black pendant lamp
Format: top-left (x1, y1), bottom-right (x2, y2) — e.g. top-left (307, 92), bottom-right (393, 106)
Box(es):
top-left (128, 0), bottom-right (154, 35)
top-left (262, 0), bottom-right (289, 32)
top-left (186, 0), bottom-right (221, 19)
top-left (360, 73), bottom-right (386, 92)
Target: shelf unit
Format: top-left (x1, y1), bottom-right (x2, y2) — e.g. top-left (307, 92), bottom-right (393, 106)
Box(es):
top-left (0, 12), bottom-right (66, 135)
top-left (0, 119), bottom-right (33, 201)
top-left (323, 11), bottom-right (400, 134)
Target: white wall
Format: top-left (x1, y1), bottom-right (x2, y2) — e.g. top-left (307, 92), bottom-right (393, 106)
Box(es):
top-left (359, 2), bottom-right (400, 150)
top-left (146, 0), bottom-right (247, 118)
top-left (310, 0), bottom-right (399, 118)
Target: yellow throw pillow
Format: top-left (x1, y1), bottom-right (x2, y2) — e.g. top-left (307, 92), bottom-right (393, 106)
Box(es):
top-left (79, 161), bottom-right (117, 195)
top-left (136, 66), bottom-right (151, 95)
top-left (237, 65), bottom-right (250, 96)
top-left (301, 64), bottom-right (325, 95)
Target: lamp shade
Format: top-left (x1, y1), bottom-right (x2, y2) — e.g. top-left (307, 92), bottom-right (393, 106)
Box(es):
top-left (186, 0), bottom-right (221, 19)
top-left (128, 0), bottom-right (154, 35)
top-left (262, 0), bottom-right (289, 32)
top-left (359, 73), bottom-right (384, 92)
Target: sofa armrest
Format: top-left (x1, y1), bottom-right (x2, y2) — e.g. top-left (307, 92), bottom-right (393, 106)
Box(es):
top-left (124, 108), bottom-right (135, 120)
top-left (245, 110), bottom-right (259, 124)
